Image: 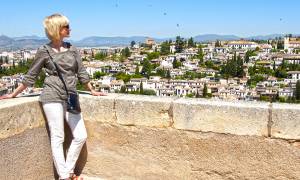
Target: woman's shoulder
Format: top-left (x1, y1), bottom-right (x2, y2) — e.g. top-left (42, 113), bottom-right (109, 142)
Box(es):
top-left (36, 45), bottom-right (49, 56)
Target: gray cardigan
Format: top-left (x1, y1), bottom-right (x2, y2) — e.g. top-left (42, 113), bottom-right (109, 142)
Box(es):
top-left (22, 43), bottom-right (90, 103)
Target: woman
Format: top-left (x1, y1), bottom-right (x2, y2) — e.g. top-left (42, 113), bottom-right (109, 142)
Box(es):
top-left (0, 14), bottom-right (105, 180)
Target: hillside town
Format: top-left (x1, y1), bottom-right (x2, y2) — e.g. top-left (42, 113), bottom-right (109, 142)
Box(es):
top-left (1, 36), bottom-right (300, 103)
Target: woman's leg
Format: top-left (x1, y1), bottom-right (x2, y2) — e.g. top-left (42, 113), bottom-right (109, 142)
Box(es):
top-left (42, 102), bottom-right (70, 179)
top-left (65, 112), bottom-right (87, 175)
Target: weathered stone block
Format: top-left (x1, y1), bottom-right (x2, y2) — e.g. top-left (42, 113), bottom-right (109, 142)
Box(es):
top-left (115, 94), bottom-right (175, 127)
top-left (271, 103), bottom-right (300, 139)
top-left (84, 121), bottom-right (300, 180)
top-left (173, 98), bottom-right (269, 136)
top-left (80, 94), bottom-right (120, 124)
top-left (0, 96), bottom-right (45, 139)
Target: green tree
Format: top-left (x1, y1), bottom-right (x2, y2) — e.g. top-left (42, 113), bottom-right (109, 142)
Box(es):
top-left (196, 89), bottom-right (201, 98)
top-left (295, 80), bottom-right (300, 101)
top-left (120, 85), bottom-right (126, 93)
top-left (186, 93), bottom-right (194, 98)
top-left (160, 41), bottom-right (170, 55)
top-left (147, 52), bottom-right (160, 60)
top-left (76, 82), bottom-right (86, 91)
top-left (277, 38), bottom-right (284, 49)
top-left (220, 52), bottom-right (244, 78)
top-left (142, 89), bottom-right (156, 95)
top-left (175, 36), bottom-right (184, 53)
top-left (93, 71), bottom-right (106, 79)
top-left (215, 40), bottom-right (222, 47)
top-left (166, 69), bottom-right (171, 79)
top-left (115, 72), bottom-right (131, 83)
top-left (156, 68), bottom-right (166, 77)
top-left (94, 52), bottom-right (107, 60)
top-left (236, 55), bottom-right (244, 77)
top-left (130, 41), bottom-right (136, 48)
top-left (121, 47), bottom-right (131, 57)
top-left (173, 59), bottom-right (181, 68)
top-left (205, 60), bottom-right (214, 69)
top-left (274, 61), bottom-right (288, 78)
top-left (187, 37), bottom-right (196, 48)
top-left (141, 59), bottom-right (152, 78)
top-left (139, 82), bottom-right (144, 94)
top-left (197, 45), bottom-right (204, 63)
top-left (244, 51), bottom-right (251, 63)
top-left (203, 83), bottom-right (208, 98)
top-left (135, 65), bottom-right (140, 75)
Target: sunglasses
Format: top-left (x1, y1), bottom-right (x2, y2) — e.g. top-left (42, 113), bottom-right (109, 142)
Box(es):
top-left (62, 25), bottom-right (70, 29)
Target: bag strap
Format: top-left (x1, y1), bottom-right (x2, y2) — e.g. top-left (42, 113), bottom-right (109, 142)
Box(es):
top-left (44, 45), bottom-right (69, 96)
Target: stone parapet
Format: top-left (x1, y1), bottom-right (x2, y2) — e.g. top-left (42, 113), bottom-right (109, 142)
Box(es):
top-left (1, 94), bottom-right (299, 140)
top-left (1, 94), bottom-right (300, 179)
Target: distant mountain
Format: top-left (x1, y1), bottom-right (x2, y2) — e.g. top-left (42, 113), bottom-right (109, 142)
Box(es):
top-left (0, 35), bottom-right (48, 50)
top-left (192, 34), bottom-right (294, 42)
top-left (246, 34), bottom-right (285, 40)
top-left (13, 35), bottom-right (47, 41)
top-left (193, 34), bottom-right (240, 42)
top-left (14, 39), bottom-right (48, 49)
top-left (247, 34), bottom-right (300, 40)
top-left (0, 35), bottom-right (14, 47)
top-left (74, 36), bottom-right (166, 47)
top-left (1, 33), bottom-right (299, 50)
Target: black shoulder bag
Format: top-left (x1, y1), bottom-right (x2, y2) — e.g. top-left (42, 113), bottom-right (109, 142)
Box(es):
top-left (44, 45), bottom-right (81, 114)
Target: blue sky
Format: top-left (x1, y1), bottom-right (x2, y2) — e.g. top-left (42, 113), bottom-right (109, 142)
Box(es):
top-left (0, 0), bottom-right (299, 40)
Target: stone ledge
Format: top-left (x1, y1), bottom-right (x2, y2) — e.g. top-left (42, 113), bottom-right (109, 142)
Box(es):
top-left (114, 94), bottom-right (176, 128)
top-left (0, 94), bottom-right (299, 140)
top-left (173, 98), bottom-right (270, 137)
top-left (271, 103), bottom-right (300, 140)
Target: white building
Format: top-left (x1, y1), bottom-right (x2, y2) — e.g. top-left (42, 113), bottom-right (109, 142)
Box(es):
top-left (284, 37), bottom-right (300, 53)
top-left (228, 40), bottom-right (258, 50)
top-left (259, 44), bottom-right (272, 54)
top-left (278, 88), bottom-right (294, 98)
top-left (285, 71), bottom-right (300, 83)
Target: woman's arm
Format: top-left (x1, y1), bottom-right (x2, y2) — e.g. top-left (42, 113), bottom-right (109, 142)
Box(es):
top-left (0, 47), bottom-right (46, 100)
top-left (0, 83), bottom-right (27, 100)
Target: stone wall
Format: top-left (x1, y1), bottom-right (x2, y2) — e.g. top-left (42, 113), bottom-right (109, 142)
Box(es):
top-left (1, 94), bottom-right (300, 179)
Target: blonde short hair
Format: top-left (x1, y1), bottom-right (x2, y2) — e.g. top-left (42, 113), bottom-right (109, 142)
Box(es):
top-left (43, 13), bottom-right (69, 41)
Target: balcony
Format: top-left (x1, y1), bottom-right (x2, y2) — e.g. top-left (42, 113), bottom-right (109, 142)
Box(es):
top-left (0, 94), bottom-right (300, 179)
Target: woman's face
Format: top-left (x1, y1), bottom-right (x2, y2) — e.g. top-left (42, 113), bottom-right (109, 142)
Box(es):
top-left (60, 24), bottom-right (70, 39)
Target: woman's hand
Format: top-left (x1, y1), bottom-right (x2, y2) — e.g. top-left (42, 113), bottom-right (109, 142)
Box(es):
top-left (0, 93), bottom-right (14, 100)
top-left (0, 83), bottom-right (27, 100)
top-left (85, 82), bottom-right (107, 96)
top-left (91, 90), bottom-right (107, 96)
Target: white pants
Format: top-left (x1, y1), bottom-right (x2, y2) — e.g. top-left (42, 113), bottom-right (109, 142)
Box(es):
top-left (42, 102), bottom-right (87, 179)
